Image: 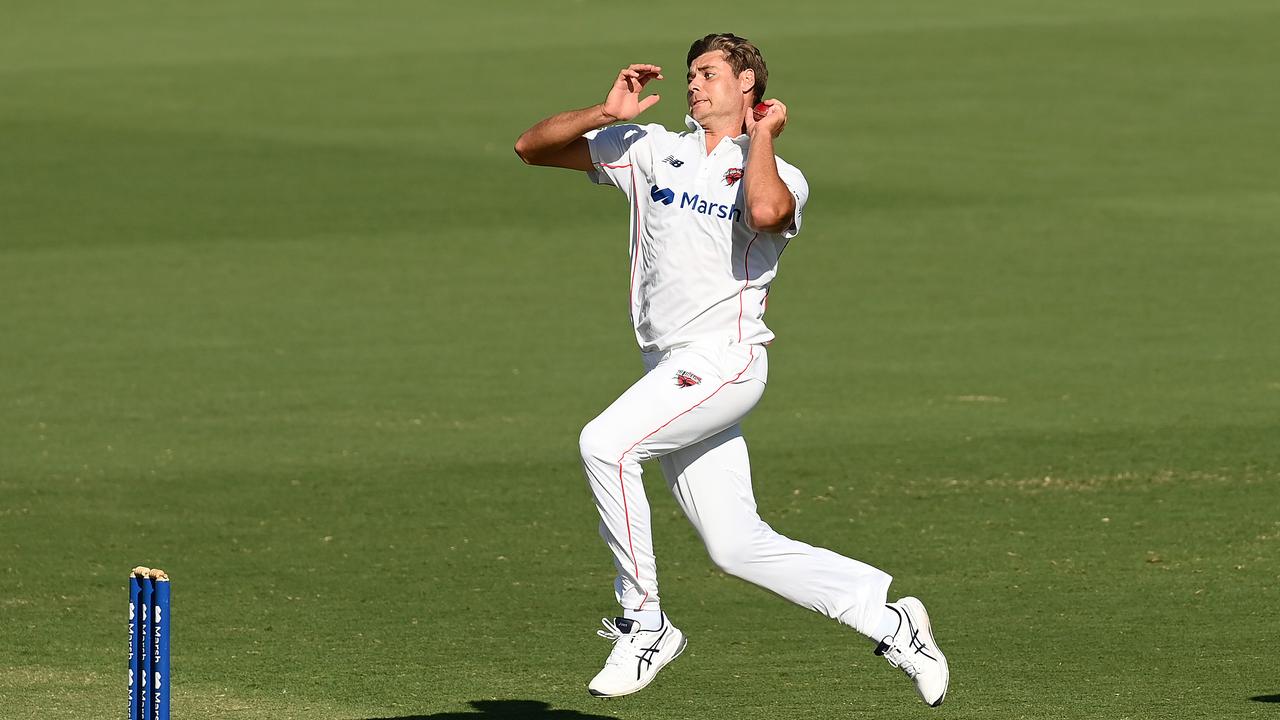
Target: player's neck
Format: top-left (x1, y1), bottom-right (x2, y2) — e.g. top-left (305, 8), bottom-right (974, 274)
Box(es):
top-left (699, 114), bottom-right (747, 154)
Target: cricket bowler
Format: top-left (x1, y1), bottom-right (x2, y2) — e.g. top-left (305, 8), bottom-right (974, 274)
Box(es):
top-left (514, 32), bottom-right (949, 706)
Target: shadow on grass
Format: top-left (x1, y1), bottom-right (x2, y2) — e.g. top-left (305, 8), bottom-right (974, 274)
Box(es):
top-left (363, 699), bottom-right (616, 720)
top-left (1251, 694), bottom-right (1280, 703)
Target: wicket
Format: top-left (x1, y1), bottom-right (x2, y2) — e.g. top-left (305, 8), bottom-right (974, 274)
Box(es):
top-left (129, 567), bottom-right (170, 720)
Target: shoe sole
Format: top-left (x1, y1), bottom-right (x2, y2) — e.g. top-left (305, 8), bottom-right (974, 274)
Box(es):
top-left (587, 630), bottom-right (688, 698)
top-left (899, 596), bottom-right (949, 707)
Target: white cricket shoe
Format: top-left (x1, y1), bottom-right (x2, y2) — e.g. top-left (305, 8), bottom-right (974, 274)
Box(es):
top-left (587, 614), bottom-right (687, 698)
top-left (874, 596), bottom-right (950, 707)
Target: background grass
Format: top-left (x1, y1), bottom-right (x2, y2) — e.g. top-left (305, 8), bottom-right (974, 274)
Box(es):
top-left (2, 1), bottom-right (1279, 718)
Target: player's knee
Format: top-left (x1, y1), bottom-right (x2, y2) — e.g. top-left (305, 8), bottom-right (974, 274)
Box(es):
top-left (578, 420), bottom-right (621, 464)
top-left (704, 538), bottom-right (755, 579)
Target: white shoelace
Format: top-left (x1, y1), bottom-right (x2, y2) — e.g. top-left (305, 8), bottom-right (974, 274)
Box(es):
top-left (597, 618), bottom-right (641, 667)
top-left (597, 617), bottom-right (628, 641)
top-left (882, 644), bottom-right (920, 678)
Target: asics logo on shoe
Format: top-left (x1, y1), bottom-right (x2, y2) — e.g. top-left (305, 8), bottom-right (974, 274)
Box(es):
top-left (904, 615), bottom-right (938, 661)
top-left (635, 629), bottom-right (667, 680)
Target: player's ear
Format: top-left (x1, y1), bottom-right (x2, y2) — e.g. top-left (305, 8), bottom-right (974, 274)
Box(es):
top-left (739, 68), bottom-right (755, 94)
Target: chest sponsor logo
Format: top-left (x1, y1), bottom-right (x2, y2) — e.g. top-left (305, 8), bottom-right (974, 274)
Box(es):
top-left (663, 155), bottom-right (685, 167)
top-left (723, 167), bottom-right (743, 185)
top-left (650, 185), bottom-right (675, 205)
top-left (649, 185), bottom-right (743, 223)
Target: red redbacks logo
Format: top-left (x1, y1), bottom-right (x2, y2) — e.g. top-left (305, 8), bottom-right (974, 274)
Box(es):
top-left (675, 370), bottom-right (702, 388)
top-left (723, 168), bottom-right (743, 186)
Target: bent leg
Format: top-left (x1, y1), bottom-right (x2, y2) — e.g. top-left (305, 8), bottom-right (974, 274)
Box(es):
top-left (660, 427), bottom-right (893, 636)
top-left (580, 343), bottom-right (766, 612)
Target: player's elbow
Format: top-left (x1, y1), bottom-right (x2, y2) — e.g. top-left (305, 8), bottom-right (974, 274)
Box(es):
top-left (514, 131), bottom-right (550, 166)
top-left (514, 135), bottom-right (536, 165)
top-left (748, 205), bottom-right (792, 233)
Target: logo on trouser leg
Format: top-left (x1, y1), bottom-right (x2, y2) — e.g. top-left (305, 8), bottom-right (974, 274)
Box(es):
top-left (675, 370), bottom-right (701, 388)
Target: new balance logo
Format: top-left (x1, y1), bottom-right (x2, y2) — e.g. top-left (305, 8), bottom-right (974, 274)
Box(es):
top-left (663, 155), bottom-right (685, 167)
top-left (649, 185), bottom-right (675, 205)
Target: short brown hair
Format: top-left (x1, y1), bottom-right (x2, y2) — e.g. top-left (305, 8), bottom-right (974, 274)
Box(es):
top-left (686, 33), bottom-right (768, 105)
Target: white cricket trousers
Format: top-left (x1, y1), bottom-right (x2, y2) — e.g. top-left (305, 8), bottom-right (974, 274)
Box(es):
top-left (578, 339), bottom-right (893, 637)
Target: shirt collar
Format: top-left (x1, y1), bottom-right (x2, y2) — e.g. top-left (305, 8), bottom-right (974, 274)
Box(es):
top-left (685, 115), bottom-right (749, 147)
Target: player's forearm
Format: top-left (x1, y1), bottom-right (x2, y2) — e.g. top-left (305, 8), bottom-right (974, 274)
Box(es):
top-left (514, 104), bottom-right (613, 166)
top-left (743, 130), bottom-right (795, 233)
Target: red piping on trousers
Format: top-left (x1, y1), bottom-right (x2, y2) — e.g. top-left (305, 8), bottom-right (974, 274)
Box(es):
top-left (615, 345), bottom-right (757, 610)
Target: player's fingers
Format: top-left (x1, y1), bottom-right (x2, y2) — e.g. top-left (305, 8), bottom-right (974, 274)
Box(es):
top-left (624, 64), bottom-right (660, 83)
top-left (622, 68), bottom-right (664, 93)
top-left (637, 94), bottom-right (662, 113)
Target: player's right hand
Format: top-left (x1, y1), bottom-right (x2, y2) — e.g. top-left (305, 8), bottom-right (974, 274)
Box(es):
top-left (602, 64), bottom-right (663, 122)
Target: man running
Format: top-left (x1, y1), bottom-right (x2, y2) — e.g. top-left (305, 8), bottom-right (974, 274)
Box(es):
top-left (514, 32), bottom-right (949, 707)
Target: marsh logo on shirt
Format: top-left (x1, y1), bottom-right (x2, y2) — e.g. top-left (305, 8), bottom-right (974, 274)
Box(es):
top-left (650, 185), bottom-right (744, 223)
top-left (679, 191), bottom-right (742, 222)
top-left (649, 185), bottom-right (675, 205)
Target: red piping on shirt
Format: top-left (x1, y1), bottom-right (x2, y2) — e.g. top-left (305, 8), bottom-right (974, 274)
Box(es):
top-left (628, 165), bottom-right (641, 319)
top-left (737, 233), bottom-right (760, 342)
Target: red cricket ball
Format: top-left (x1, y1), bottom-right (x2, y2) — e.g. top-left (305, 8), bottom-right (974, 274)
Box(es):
top-left (753, 102), bottom-right (769, 121)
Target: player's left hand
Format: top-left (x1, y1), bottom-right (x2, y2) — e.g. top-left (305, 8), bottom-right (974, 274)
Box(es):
top-left (746, 99), bottom-right (787, 138)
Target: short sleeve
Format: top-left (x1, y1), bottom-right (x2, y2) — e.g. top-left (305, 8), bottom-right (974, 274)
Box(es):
top-left (584, 124), bottom-right (651, 188)
top-left (776, 162), bottom-right (809, 239)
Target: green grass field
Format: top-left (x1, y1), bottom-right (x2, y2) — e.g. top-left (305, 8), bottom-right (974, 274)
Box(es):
top-left (3, 2), bottom-right (1279, 718)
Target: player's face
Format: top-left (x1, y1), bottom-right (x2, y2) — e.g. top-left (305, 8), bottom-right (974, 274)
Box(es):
top-left (687, 51), bottom-right (753, 125)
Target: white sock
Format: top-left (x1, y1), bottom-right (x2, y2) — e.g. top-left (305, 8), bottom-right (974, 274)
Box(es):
top-left (872, 604), bottom-right (902, 643)
top-left (622, 608), bottom-right (664, 631)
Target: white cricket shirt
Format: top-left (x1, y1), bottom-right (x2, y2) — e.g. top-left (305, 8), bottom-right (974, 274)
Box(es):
top-left (585, 115), bottom-right (809, 353)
